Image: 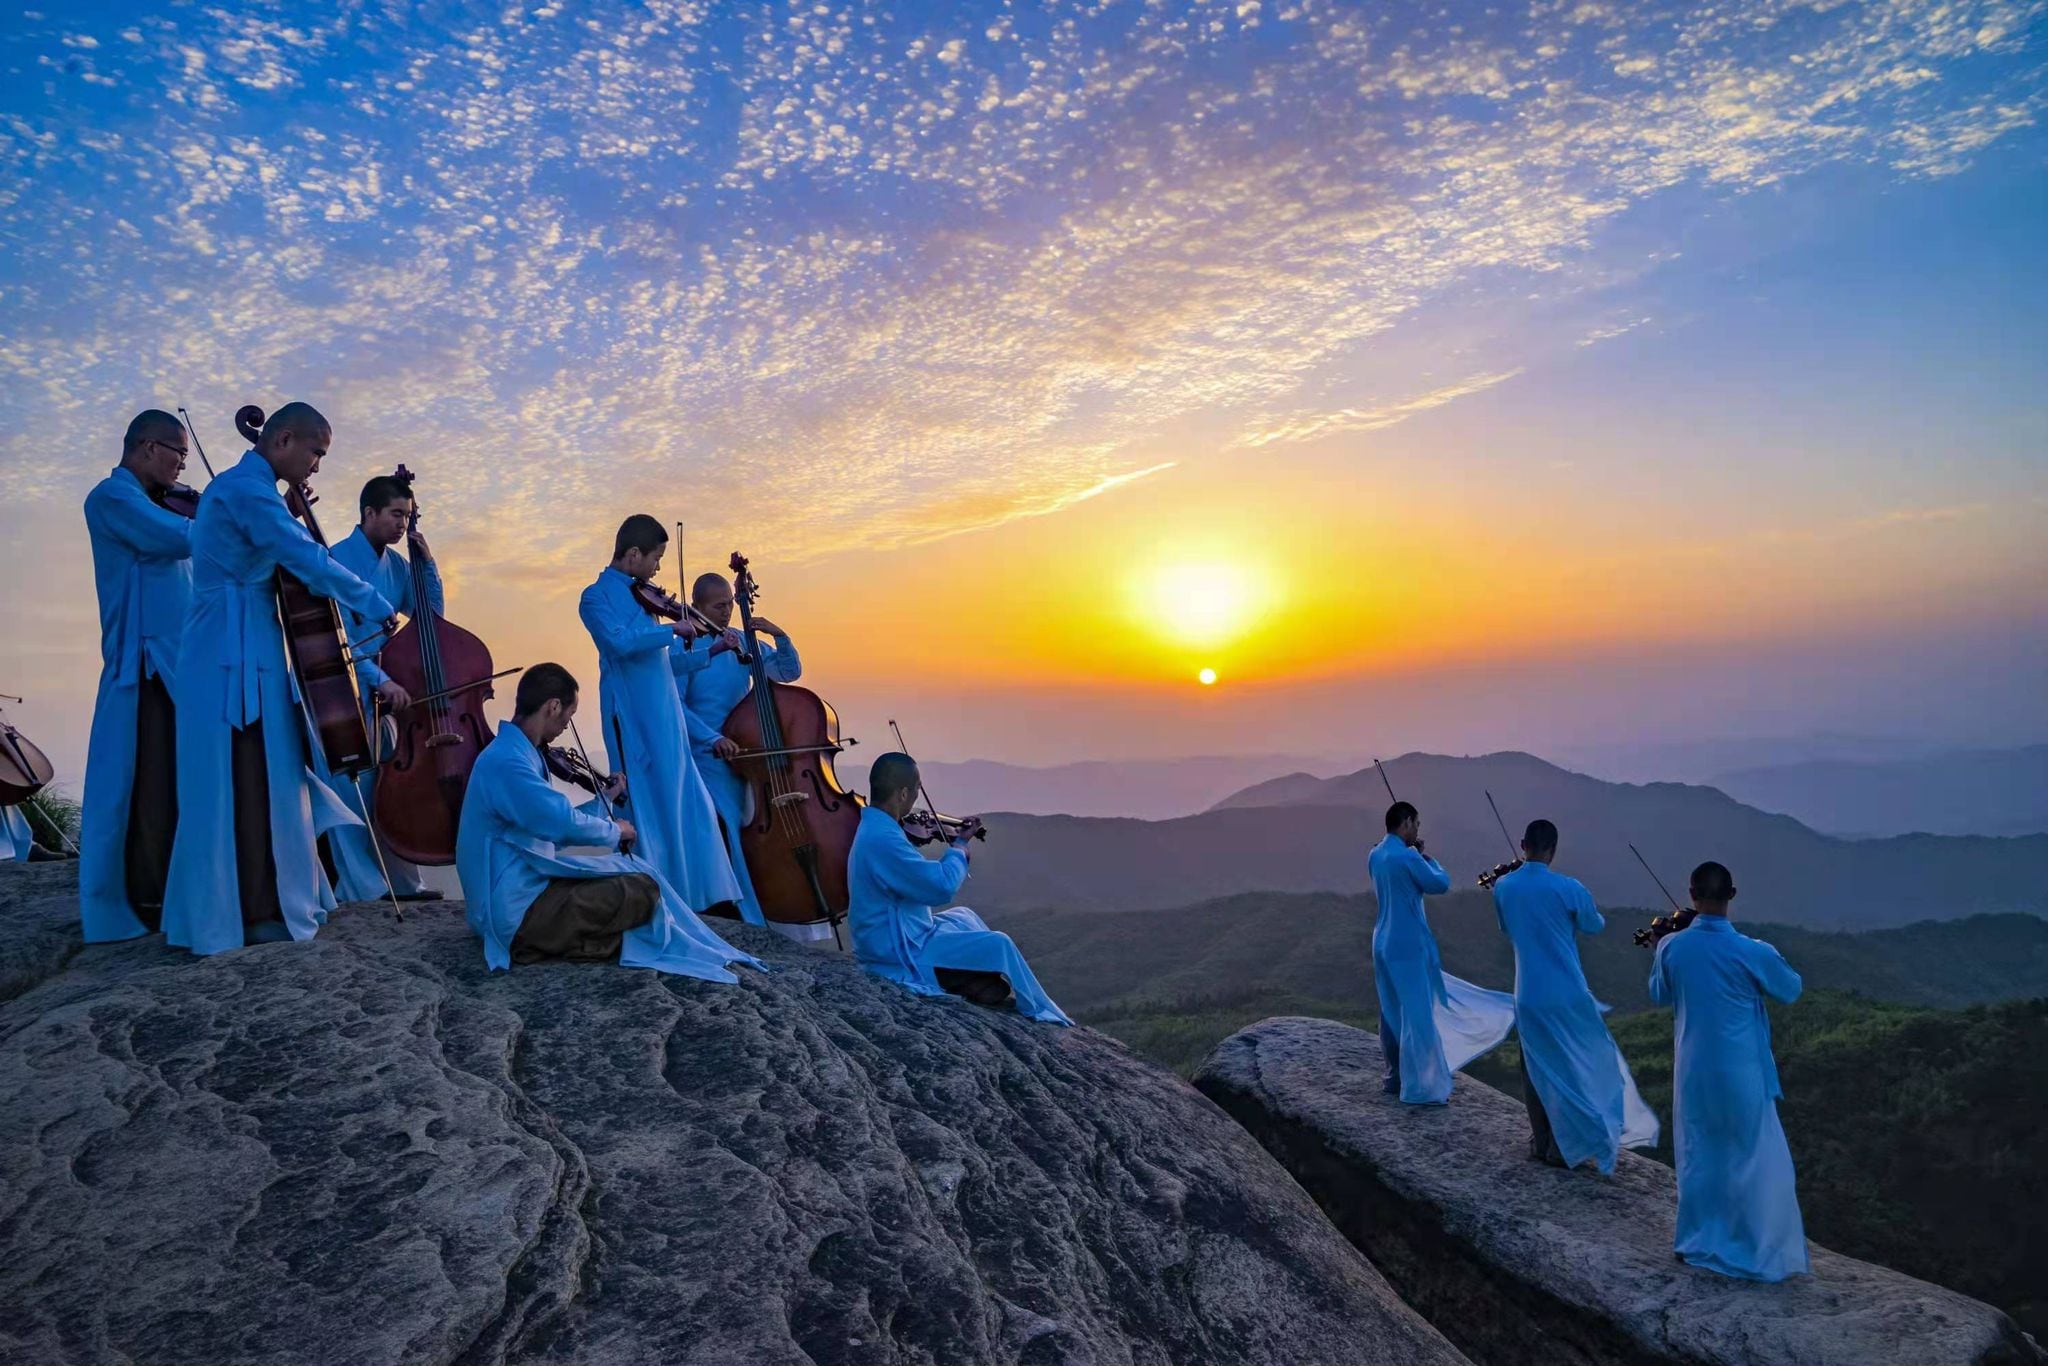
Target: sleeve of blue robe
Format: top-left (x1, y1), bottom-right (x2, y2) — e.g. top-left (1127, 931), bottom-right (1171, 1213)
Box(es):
top-left (1747, 939), bottom-right (1803, 1004)
top-left (871, 830), bottom-right (972, 906)
top-left (93, 477), bottom-right (195, 559)
top-left (492, 739), bottom-right (623, 853)
top-left (581, 582), bottom-right (677, 658)
top-left (245, 494), bottom-right (392, 624)
top-left (1402, 846), bottom-right (1452, 895)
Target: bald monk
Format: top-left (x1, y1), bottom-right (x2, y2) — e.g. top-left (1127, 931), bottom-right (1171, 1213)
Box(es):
top-left (456, 663), bottom-right (762, 979)
top-left (160, 403), bottom-right (395, 955)
top-left (674, 570), bottom-right (812, 938)
top-left (848, 752), bottom-right (1070, 1024)
top-left (79, 410), bottom-right (195, 937)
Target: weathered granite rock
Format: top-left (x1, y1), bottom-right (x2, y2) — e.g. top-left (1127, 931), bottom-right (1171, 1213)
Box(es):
top-left (0, 866), bottom-right (1468, 1366)
top-left (1193, 1015), bottom-right (2044, 1366)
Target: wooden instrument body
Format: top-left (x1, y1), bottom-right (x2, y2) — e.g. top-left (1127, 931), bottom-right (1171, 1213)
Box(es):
top-left (370, 468), bottom-right (495, 867)
top-left (373, 609), bottom-right (494, 866)
top-left (234, 405), bottom-right (375, 779)
top-left (721, 680), bottom-right (862, 925)
top-left (0, 714), bottom-right (55, 807)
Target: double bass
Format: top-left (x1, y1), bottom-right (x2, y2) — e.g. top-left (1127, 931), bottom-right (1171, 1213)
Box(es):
top-left (234, 404), bottom-right (378, 777)
top-left (719, 552), bottom-right (862, 933)
top-left (370, 466), bottom-right (498, 866)
top-left (0, 695), bottom-right (72, 856)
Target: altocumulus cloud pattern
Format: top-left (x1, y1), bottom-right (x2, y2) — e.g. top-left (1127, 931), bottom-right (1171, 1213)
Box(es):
top-left (1, 0), bottom-right (2042, 574)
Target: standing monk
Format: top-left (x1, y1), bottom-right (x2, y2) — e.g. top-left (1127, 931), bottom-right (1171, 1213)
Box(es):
top-left (1491, 819), bottom-right (1658, 1170)
top-left (457, 663), bottom-right (761, 980)
top-left (79, 410), bottom-right (195, 938)
top-left (160, 403), bottom-right (395, 955)
top-left (318, 473), bottom-right (440, 902)
top-left (577, 516), bottom-right (742, 915)
top-left (675, 570), bottom-right (816, 938)
top-left (1369, 801), bottom-right (1514, 1104)
top-left (1649, 861), bottom-right (1809, 1281)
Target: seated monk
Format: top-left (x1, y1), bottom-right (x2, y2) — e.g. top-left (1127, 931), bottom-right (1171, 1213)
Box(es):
top-left (455, 662), bottom-right (762, 982)
top-left (847, 752), bottom-right (1070, 1025)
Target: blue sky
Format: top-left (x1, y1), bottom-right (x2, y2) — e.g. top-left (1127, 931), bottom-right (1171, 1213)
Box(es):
top-left (1, 0), bottom-right (2044, 772)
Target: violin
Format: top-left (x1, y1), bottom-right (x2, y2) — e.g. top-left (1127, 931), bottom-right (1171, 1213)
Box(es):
top-left (543, 746), bottom-right (621, 799)
top-left (372, 465), bottom-right (499, 867)
top-left (630, 577), bottom-right (752, 664)
top-left (231, 405), bottom-right (379, 777)
top-left (0, 696), bottom-right (57, 807)
top-left (903, 810), bottom-right (987, 847)
top-left (1632, 908), bottom-right (1698, 948)
top-left (159, 483), bottom-right (203, 519)
top-left (720, 551), bottom-right (860, 934)
top-left (1477, 860), bottom-right (1523, 890)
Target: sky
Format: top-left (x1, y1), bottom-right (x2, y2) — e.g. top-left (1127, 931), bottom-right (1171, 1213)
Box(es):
top-left (2, 0), bottom-right (2045, 788)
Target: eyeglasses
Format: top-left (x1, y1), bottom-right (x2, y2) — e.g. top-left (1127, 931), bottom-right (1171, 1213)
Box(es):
top-left (145, 439), bottom-right (189, 459)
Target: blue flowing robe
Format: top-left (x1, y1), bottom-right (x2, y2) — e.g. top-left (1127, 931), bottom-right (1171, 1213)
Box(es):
top-left (1492, 861), bottom-right (1659, 1170)
top-left (160, 450), bottom-right (393, 956)
top-left (0, 806), bottom-right (34, 861)
top-left (79, 467), bottom-right (193, 938)
top-left (676, 630), bottom-right (802, 931)
top-left (456, 722), bottom-right (762, 980)
top-left (318, 526), bottom-right (445, 899)
top-left (577, 567), bottom-right (740, 913)
top-left (847, 806), bottom-right (1071, 1025)
top-left (1649, 916), bottom-right (1809, 1281)
top-left (1369, 832), bottom-right (1514, 1104)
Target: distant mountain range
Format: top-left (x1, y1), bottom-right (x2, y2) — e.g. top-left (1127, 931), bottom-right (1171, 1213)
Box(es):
top-left (915, 754), bottom-right (1366, 821)
top-left (956, 751), bottom-right (2047, 929)
top-left (1709, 746), bottom-right (2048, 838)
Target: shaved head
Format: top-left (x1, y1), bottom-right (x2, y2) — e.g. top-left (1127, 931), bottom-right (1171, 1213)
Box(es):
top-left (869, 752), bottom-right (922, 808)
top-left (122, 409), bottom-right (183, 455)
top-left (691, 572), bottom-right (730, 605)
top-left (258, 401), bottom-right (329, 450)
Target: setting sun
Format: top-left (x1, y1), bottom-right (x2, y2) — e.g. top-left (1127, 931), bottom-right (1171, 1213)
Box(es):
top-left (1198, 667), bottom-right (1218, 685)
top-left (1130, 560), bottom-right (1261, 650)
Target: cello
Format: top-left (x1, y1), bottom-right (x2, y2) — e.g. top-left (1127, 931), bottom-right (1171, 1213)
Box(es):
top-left (0, 694), bottom-right (74, 855)
top-left (234, 404), bottom-right (378, 777)
top-left (719, 551), bottom-right (862, 936)
top-left (370, 466), bottom-right (498, 866)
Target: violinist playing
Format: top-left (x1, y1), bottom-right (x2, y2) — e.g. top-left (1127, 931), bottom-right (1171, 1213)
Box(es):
top-left (675, 569), bottom-right (810, 938)
top-left (78, 410), bottom-right (195, 940)
top-left (160, 403), bottom-right (396, 956)
top-left (577, 515), bottom-right (743, 919)
top-left (847, 751), bottom-right (1071, 1025)
top-left (455, 663), bottom-right (761, 981)
top-left (316, 473), bottom-right (443, 903)
top-left (1489, 819), bottom-right (1657, 1171)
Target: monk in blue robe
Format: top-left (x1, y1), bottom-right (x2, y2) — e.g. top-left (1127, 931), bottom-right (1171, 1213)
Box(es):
top-left (0, 806), bottom-right (38, 862)
top-left (160, 403), bottom-right (395, 956)
top-left (456, 663), bottom-right (761, 980)
top-left (1369, 800), bottom-right (1514, 1104)
top-left (1492, 819), bottom-right (1658, 1170)
top-left (848, 752), bottom-right (1070, 1024)
top-left (578, 515), bottom-right (742, 916)
top-left (318, 473), bottom-right (445, 902)
top-left (674, 571), bottom-right (816, 938)
top-left (1649, 860), bottom-right (1809, 1281)
top-left (79, 411), bottom-right (195, 937)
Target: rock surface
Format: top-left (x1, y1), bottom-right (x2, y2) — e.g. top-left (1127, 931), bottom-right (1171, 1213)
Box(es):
top-left (0, 864), bottom-right (1467, 1366)
top-left (1193, 1015), bottom-right (2045, 1366)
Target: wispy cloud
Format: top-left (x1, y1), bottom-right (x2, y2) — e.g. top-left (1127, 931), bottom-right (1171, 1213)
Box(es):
top-left (0, 0), bottom-right (2041, 568)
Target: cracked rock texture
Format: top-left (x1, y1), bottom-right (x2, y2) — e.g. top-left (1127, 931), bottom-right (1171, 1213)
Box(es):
top-left (0, 864), bottom-right (1467, 1366)
top-left (1193, 1015), bottom-right (2045, 1366)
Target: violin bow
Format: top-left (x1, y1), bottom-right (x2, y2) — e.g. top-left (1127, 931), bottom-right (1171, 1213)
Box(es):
top-left (1484, 789), bottom-right (1519, 860)
top-left (174, 407), bottom-right (220, 480)
top-left (1374, 757), bottom-right (1397, 803)
top-left (1627, 842), bottom-right (1684, 912)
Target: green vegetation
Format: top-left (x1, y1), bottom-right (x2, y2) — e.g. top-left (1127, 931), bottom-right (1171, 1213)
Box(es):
top-left (19, 793), bottom-right (79, 852)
